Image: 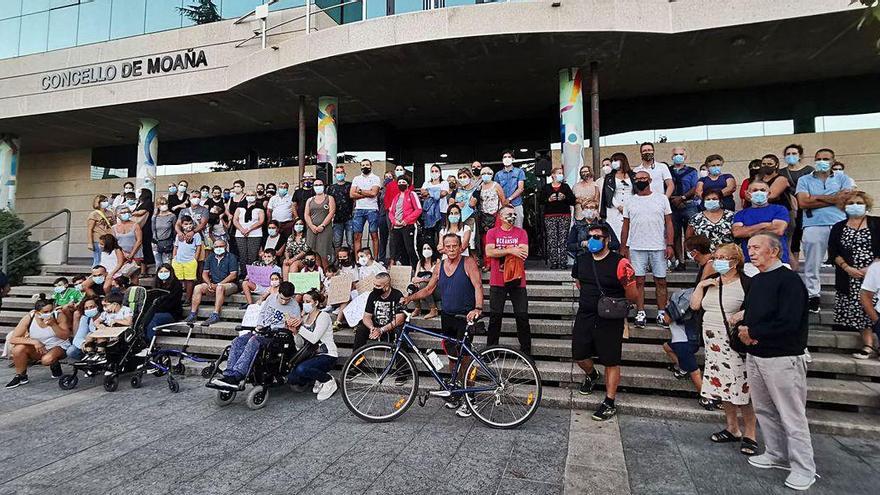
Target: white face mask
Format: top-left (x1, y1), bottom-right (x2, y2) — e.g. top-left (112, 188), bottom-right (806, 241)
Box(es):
top-left (602, 165), bottom-right (612, 176)
top-left (502, 157), bottom-right (513, 167)
top-left (430, 172), bottom-right (440, 180)
top-left (190, 198), bottom-right (200, 206)
top-left (582, 209), bottom-right (597, 220)
top-left (554, 174), bottom-right (564, 182)
top-left (302, 302), bottom-right (313, 314)
top-left (159, 204), bottom-right (169, 212)
top-left (458, 177), bottom-right (470, 187)
top-left (246, 195), bottom-right (256, 203)
top-left (358, 256), bottom-right (368, 267)
top-left (699, 170), bottom-right (709, 178)
top-left (422, 249), bottom-right (433, 259)
top-left (611, 161), bottom-right (621, 170)
top-left (270, 279), bottom-right (280, 287)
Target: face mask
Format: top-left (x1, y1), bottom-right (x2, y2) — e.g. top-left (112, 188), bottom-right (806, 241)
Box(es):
top-left (458, 177), bottom-right (470, 187)
top-left (641, 152), bottom-right (654, 162)
top-left (846, 203), bottom-right (867, 217)
top-left (304, 259), bottom-right (316, 267)
top-left (611, 160), bottom-right (621, 170)
top-left (84, 308), bottom-right (99, 318)
top-left (554, 174), bottom-right (564, 182)
top-left (448, 214), bottom-right (461, 223)
top-left (502, 157), bottom-right (513, 167)
top-left (749, 168), bottom-right (760, 178)
top-left (335, 173), bottom-right (346, 182)
top-left (302, 182), bottom-right (313, 190)
top-left (168, 186), bottom-right (177, 194)
top-left (503, 214), bottom-right (516, 224)
top-left (214, 247), bottom-right (226, 255)
top-left (53, 285), bottom-right (66, 294)
top-left (601, 165), bottom-right (612, 176)
top-left (712, 259), bottom-right (731, 275)
top-left (362, 167), bottom-right (372, 175)
top-left (313, 185), bottom-right (325, 195)
top-left (159, 204), bottom-right (169, 212)
top-left (92, 276), bottom-right (105, 285)
top-left (358, 256), bottom-right (368, 266)
top-left (815, 160), bottom-right (831, 172)
top-left (634, 180), bottom-right (650, 192)
top-left (74, 283), bottom-right (83, 292)
top-left (246, 195), bottom-right (256, 204)
top-left (100, 200), bottom-right (109, 209)
top-left (126, 200), bottom-right (137, 207)
top-left (267, 228), bottom-right (277, 236)
top-left (183, 224), bottom-right (194, 232)
top-left (699, 170), bottom-right (709, 178)
top-left (270, 279), bottom-right (280, 287)
top-left (302, 303), bottom-right (314, 314)
top-left (190, 198), bottom-right (201, 206)
top-left (481, 174), bottom-right (492, 183)
top-left (157, 271), bottom-right (171, 281)
top-left (38, 311), bottom-right (54, 321)
top-left (398, 183), bottom-right (408, 192)
top-left (587, 237), bottom-right (605, 253)
top-left (119, 213), bottom-right (131, 221)
top-left (422, 248), bottom-right (433, 258)
top-left (257, 190), bottom-right (265, 196)
top-left (223, 192), bottom-right (231, 200)
top-left (178, 185), bottom-right (187, 192)
top-left (760, 166), bottom-right (777, 176)
top-left (390, 169), bottom-right (402, 178)
top-left (294, 224), bottom-right (304, 233)
top-left (785, 154), bottom-right (799, 165)
top-left (372, 287), bottom-right (387, 297)
top-left (278, 188), bottom-right (288, 196)
top-left (582, 209), bottom-right (597, 220)
top-left (708, 166), bottom-right (722, 176)
top-left (703, 199), bottom-right (721, 211)
top-left (750, 190), bottom-right (768, 206)
top-left (672, 154), bottom-right (685, 165)
top-left (430, 172), bottom-right (441, 180)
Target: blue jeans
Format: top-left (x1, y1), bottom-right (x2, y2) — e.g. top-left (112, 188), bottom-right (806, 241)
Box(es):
top-left (332, 220), bottom-right (353, 249)
top-left (146, 312), bottom-right (177, 341)
top-left (92, 241), bottom-right (101, 266)
top-left (67, 316), bottom-right (93, 359)
top-left (225, 333), bottom-right (268, 379)
top-left (287, 354), bottom-right (336, 385)
top-left (352, 209), bottom-right (380, 234)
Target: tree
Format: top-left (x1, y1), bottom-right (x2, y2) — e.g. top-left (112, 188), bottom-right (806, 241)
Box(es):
top-left (178, 1), bottom-right (222, 25)
top-left (853, 0), bottom-right (880, 48)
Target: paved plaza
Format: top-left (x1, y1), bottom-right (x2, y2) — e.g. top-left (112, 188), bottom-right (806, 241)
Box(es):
top-left (0, 365), bottom-right (876, 495)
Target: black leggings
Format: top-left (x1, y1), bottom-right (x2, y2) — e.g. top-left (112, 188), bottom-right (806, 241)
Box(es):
top-left (390, 225), bottom-right (418, 269)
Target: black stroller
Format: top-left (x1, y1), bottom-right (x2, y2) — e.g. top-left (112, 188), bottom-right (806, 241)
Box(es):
top-left (132, 320), bottom-right (217, 393)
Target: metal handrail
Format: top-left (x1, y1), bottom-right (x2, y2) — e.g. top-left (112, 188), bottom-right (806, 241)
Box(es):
top-left (0, 209), bottom-right (71, 274)
top-left (235, 0), bottom-right (363, 48)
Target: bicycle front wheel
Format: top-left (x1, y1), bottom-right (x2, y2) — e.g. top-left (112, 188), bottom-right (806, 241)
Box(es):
top-left (341, 343), bottom-right (419, 423)
top-left (464, 346), bottom-right (542, 429)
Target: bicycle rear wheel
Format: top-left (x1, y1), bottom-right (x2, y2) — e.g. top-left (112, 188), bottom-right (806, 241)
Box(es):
top-left (341, 343), bottom-right (418, 423)
top-left (464, 346), bottom-right (542, 429)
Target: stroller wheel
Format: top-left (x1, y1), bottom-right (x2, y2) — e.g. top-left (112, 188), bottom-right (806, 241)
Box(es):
top-left (172, 362), bottom-right (186, 375)
top-left (200, 364), bottom-right (215, 379)
top-left (130, 374), bottom-right (142, 389)
top-left (246, 386), bottom-right (269, 410)
top-left (168, 379), bottom-right (180, 394)
top-left (215, 389), bottom-right (236, 406)
top-left (103, 374), bottom-right (119, 392)
top-left (58, 374), bottom-right (78, 390)
top-left (154, 355), bottom-right (171, 377)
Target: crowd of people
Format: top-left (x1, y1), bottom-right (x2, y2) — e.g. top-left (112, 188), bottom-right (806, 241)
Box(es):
top-left (6, 142), bottom-right (878, 491)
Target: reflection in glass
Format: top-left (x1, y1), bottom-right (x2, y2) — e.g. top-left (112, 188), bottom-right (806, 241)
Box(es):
top-left (221, 0), bottom-right (260, 19)
top-left (393, 0), bottom-right (423, 14)
top-left (0, 17), bottom-right (20, 58)
top-left (146, 0), bottom-right (183, 33)
top-left (77, 0), bottom-right (111, 46)
top-left (110, 0), bottom-right (146, 38)
top-left (47, 5), bottom-right (77, 50)
top-left (342, 1), bottom-right (363, 23)
top-left (270, 0), bottom-right (306, 12)
top-left (0, 0), bottom-right (22, 20)
top-left (18, 12), bottom-right (49, 56)
top-left (21, 0), bottom-right (49, 15)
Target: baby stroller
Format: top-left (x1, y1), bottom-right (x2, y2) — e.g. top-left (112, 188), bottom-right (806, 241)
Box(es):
top-left (205, 319), bottom-right (313, 410)
top-left (132, 320), bottom-right (217, 394)
top-left (58, 286), bottom-right (159, 392)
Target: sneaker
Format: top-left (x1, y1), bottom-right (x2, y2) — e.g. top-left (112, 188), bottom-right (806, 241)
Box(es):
top-left (853, 346), bottom-right (878, 360)
top-left (657, 310), bottom-right (669, 328)
top-left (312, 381), bottom-right (322, 394)
top-left (578, 369), bottom-right (601, 396)
top-left (134, 348), bottom-right (149, 358)
top-left (748, 454), bottom-right (791, 471)
top-left (239, 302), bottom-right (250, 310)
top-left (808, 297), bottom-right (820, 314)
top-left (212, 374), bottom-right (241, 389)
top-left (50, 362), bottom-right (63, 379)
top-left (634, 311), bottom-right (647, 329)
top-left (672, 367), bottom-right (690, 380)
top-left (784, 472), bottom-right (817, 491)
top-left (5, 374), bottom-right (28, 389)
top-left (591, 400), bottom-right (617, 421)
top-left (443, 396), bottom-right (460, 409)
top-left (803, 347), bottom-right (812, 364)
top-left (455, 403), bottom-right (472, 418)
top-left (316, 379), bottom-right (338, 401)
top-left (201, 313), bottom-right (221, 327)
top-left (184, 312), bottom-right (197, 324)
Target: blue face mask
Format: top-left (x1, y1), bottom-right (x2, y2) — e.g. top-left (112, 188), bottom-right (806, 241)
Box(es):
top-left (672, 154), bottom-right (685, 165)
top-left (92, 275), bottom-right (105, 285)
top-left (223, 192), bottom-right (231, 200)
top-left (84, 308), bottom-right (99, 318)
top-left (785, 154), bottom-right (799, 166)
top-left (750, 191), bottom-right (768, 206)
top-left (157, 271), bottom-right (171, 281)
top-left (482, 174), bottom-right (492, 183)
top-left (119, 213), bottom-right (131, 221)
top-left (53, 285), bottom-right (66, 294)
top-left (709, 166), bottom-right (722, 176)
top-left (448, 214), bottom-right (461, 223)
top-left (587, 237), bottom-right (605, 253)
top-left (278, 188), bottom-right (288, 197)
top-left (815, 160), bottom-right (831, 172)
top-left (168, 186), bottom-right (177, 194)
top-left (335, 173), bottom-right (346, 182)
top-left (713, 259), bottom-right (731, 275)
top-left (846, 204), bottom-right (867, 218)
top-left (703, 199), bottom-right (720, 211)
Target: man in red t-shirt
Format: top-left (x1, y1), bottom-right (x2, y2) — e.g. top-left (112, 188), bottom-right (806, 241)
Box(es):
top-left (484, 205), bottom-right (532, 356)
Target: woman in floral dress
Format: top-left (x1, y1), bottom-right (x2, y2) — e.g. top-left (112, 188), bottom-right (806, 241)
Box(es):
top-left (686, 189), bottom-right (735, 251)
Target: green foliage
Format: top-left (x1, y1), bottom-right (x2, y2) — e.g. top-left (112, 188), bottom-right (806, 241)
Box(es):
top-left (852, 0), bottom-right (880, 48)
top-left (0, 210), bottom-right (40, 285)
top-left (178, 1), bottom-right (222, 25)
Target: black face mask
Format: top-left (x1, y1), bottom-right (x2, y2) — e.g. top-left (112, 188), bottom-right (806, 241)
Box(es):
top-left (304, 259), bottom-right (316, 267)
top-left (634, 180), bottom-right (650, 192)
top-left (760, 166), bottom-right (777, 176)
top-left (338, 257), bottom-right (349, 266)
top-left (641, 152), bottom-right (654, 162)
top-left (362, 168), bottom-right (372, 175)
top-left (398, 183), bottom-right (408, 192)
top-left (372, 287), bottom-right (387, 297)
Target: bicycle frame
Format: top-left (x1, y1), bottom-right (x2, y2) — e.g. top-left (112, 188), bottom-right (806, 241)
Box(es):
top-left (375, 319), bottom-right (502, 396)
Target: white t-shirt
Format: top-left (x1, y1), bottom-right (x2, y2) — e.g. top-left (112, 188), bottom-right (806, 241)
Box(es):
top-left (861, 261), bottom-right (880, 313)
top-left (421, 180), bottom-right (451, 214)
top-left (267, 194), bottom-right (294, 222)
top-left (633, 161), bottom-right (672, 196)
top-left (235, 207), bottom-right (264, 238)
top-left (351, 174), bottom-right (382, 210)
top-left (623, 192), bottom-right (672, 251)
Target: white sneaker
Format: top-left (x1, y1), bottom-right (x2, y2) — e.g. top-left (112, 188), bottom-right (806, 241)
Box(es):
top-left (748, 454), bottom-right (790, 471)
top-left (312, 381), bottom-right (322, 394)
top-left (316, 379), bottom-right (338, 401)
top-left (455, 404), bottom-right (472, 418)
top-left (784, 472), bottom-right (817, 491)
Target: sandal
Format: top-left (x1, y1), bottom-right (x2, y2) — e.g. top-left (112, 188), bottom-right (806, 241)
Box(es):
top-left (710, 429), bottom-right (742, 443)
top-left (740, 437), bottom-right (758, 456)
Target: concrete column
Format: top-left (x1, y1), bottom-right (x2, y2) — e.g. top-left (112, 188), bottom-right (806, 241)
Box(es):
top-left (298, 95), bottom-right (306, 179)
top-left (589, 61), bottom-right (601, 176)
top-left (0, 134), bottom-right (20, 211)
top-left (316, 96), bottom-right (338, 166)
top-left (559, 68), bottom-right (585, 185)
top-left (136, 118), bottom-right (159, 197)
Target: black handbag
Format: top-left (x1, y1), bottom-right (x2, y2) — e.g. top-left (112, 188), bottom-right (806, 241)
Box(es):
top-left (590, 256), bottom-right (631, 319)
top-left (717, 277), bottom-right (748, 355)
top-left (288, 341), bottom-right (319, 369)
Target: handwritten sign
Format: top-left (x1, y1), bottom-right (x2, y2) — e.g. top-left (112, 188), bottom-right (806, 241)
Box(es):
top-left (246, 265), bottom-right (277, 288)
top-left (289, 272), bottom-right (321, 294)
top-left (356, 275), bottom-right (378, 294)
top-left (241, 303), bottom-right (263, 329)
top-left (389, 265), bottom-right (412, 292)
top-left (327, 274), bottom-right (354, 306)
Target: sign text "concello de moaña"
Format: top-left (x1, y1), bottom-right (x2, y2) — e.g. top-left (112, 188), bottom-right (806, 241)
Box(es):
top-left (40, 49), bottom-right (208, 91)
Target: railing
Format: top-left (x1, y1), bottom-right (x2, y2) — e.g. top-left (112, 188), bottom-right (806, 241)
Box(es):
top-left (0, 209), bottom-right (71, 274)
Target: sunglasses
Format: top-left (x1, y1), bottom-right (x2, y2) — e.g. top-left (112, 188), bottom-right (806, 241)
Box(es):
top-left (589, 234), bottom-right (607, 240)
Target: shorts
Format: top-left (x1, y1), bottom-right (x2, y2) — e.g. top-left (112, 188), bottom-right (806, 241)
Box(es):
top-left (352, 209), bottom-right (380, 234)
top-left (629, 249), bottom-right (667, 278)
top-left (172, 259), bottom-right (198, 280)
top-left (196, 282), bottom-right (239, 295)
top-left (572, 312), bottom-right (624, 366)
top-left (439, 312), bottom-right (470, 360)
top-left (668, 341), bottom-right (699, 373)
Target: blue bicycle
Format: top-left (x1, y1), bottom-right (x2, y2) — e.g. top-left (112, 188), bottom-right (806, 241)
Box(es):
top-left (340, 314), bottom-right (542, 429)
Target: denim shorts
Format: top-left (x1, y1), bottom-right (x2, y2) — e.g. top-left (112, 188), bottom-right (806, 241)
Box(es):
top-left (629, 249), bottom-right (667, 278)
top-left (669, 341), bottom-right (699, 373)
top-left (352, 209), bottom-right (380, 234)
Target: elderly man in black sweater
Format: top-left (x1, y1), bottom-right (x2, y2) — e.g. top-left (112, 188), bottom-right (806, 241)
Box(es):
top-left (736, 233), bottom-right (815, 491)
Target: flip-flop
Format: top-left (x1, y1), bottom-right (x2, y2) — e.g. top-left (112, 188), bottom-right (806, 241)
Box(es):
top-left (740, 437), bottom-right (759, 456)
top-left (710, 429), bottom-right (742, 443)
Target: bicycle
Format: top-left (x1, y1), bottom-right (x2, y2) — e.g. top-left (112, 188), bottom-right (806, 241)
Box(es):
top-left (340, 313), bottom-right (542, 429)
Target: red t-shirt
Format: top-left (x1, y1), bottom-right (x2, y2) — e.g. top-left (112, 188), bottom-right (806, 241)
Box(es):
top-left (486, 225), bottom-right (528, 287)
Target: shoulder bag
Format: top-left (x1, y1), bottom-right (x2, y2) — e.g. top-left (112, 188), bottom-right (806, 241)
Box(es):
top-left (590, 256), bottom-right (631, 319)
top-left (717, 276), bottom-right (748, 355)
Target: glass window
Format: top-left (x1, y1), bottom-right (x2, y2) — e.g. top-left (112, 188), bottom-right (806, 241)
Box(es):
top-left (366, 0), bottom-right (385, 18)
top-left (18, 12), bottom-right (49, 56)
top-left (762, 120), bottom-right (794, 136)
top-left (654, 125), bottom-right (708, 143)
top-left (342, 1), bottom-right (363, 23)
top-left (146, 0), bottom-right (182, 33)
top-left (707, 121), bottom-right (764, 140)
top-left (0, 16), bottom-right (19, 58)
top-left (600, 129), bottom-right (654, 147)
top-left (816, 112), bottom-right (880, 133)
top-left (444, 0), bottom-right (475, 6)
top-left (315, 0), bottom-right (342, 23)
top-left (90, 165), bottom-right (130, 180)
top-left (47, 5), bottom-right (78, 50)
top-left (271, 0), bottom-right (305, 12)
top-left (22, 0), bottom-right (48, 15)
top-left (76, 0), bottom-right (111, 46)
top-left (110, 0), bottom-right (145, 38)
top-left (393, 0), bottom-right (423, 14)
top-left (50, 0), bottom-right (78, 7)
top-left (0, 0), bottom-right (22, 20)
top-left (221, 0), bottom-right (259, 19)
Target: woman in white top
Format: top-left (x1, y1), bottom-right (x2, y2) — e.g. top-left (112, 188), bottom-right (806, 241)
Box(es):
top-left (287, 290), bottom-right (339, 401)
top-left (232, 189), bottom-right (265, 267)
top-left (438, 204), bottom-right (472, 257)
top-left (410, 244), bottom-right (440, 319)
top-left (477, 166), bottom-right (506, 271)
top-left (5, 295), bottom-right (71, 389)
top-left (601, 152), bottom-right (636, 242)
top-left (98, 234), bottom-right (126, 291)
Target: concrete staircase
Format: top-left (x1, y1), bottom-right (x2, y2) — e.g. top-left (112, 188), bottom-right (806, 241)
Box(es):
top-left (3, 263), bottom-right (879, 438)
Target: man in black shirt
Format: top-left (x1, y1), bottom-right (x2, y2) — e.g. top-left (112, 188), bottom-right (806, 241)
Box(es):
top-left (328, 165), bottom-right (354, 252)
top-left (738, 233), bottom-right (815, 491)
top-left (292, 172), bottom-right (316, 221)
top-left (353, 272), bottom-right (405, 350)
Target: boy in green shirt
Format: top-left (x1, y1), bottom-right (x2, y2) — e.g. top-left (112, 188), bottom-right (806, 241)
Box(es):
top-left (53, 276), bottom-right (84, 307)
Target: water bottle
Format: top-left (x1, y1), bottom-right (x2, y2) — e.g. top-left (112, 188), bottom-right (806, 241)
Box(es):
top-left (426, 350), bottom-right (444, 371)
